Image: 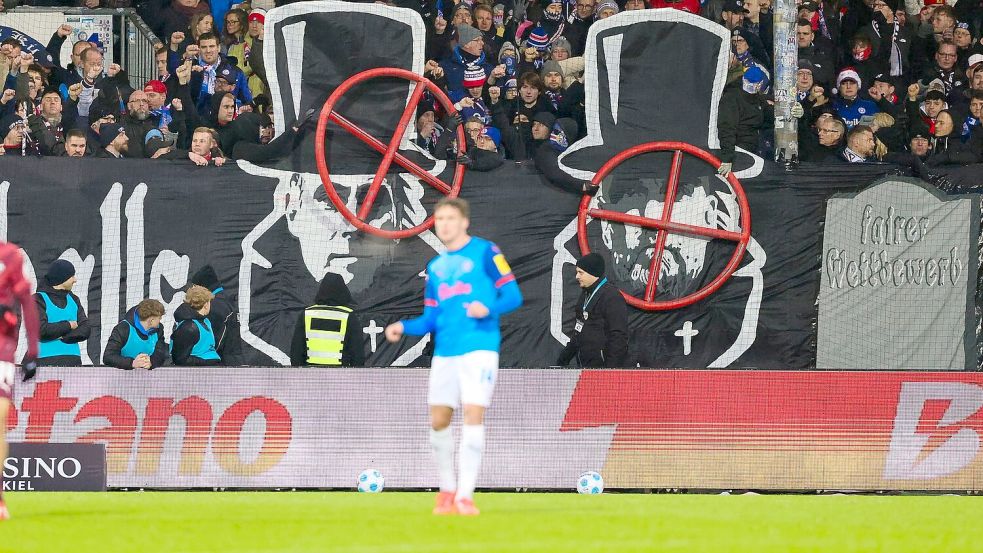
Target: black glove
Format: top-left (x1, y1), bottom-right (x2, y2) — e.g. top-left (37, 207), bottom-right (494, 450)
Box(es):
top-left (582, 182), bottom-right (600, 196)
top-left (456, 152), bottom-right (472, 167)
top-left (21, 357), bottom-right (37, 382)
top-left (292, 107), bottom-right (318, 131)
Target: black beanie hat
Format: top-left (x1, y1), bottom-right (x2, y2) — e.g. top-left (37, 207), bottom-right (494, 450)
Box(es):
top-left (576, 253), bottom-right (605, 278)
top-left (190, 265), bottom-right (221, 291)
top-left (45, 259), bottom-right (76, 287)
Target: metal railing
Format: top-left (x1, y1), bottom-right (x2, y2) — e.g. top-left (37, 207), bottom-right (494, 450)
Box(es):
top-left (121, 9), bottom-right (160, 89)
top-left (2, 7), bottom-right (159, 90)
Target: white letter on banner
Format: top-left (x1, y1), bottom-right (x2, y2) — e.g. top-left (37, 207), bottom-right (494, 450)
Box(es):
top-left (125, 184), bottom-right (148, 312)
top-left (150, 252), bottom-right (190, 343)
top-left (884, 382), bottom-right (983, 480)
top-left (100, 184), bottom-right (123, 357)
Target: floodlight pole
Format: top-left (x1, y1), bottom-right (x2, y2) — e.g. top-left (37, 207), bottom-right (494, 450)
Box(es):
top-left (773, 0), bottom-right (799, 166)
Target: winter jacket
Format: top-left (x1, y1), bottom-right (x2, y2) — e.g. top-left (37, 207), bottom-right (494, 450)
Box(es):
top-left (140, 0), bottom-right (212, 44)
top-left (717, 67), bottom-right (771, 163)
top-left (103, 306), bottom-right (168, 370)
top-left (440, 46), bottom-right (495, 92)
top-left (33, 284), bottom-right (92, 366)
top-left (290, 273), bottom-right (366, 367)
top-left (26, 105), bottom-right (78, 157)
top-left (562, 17), bottom-right (593, 57)
top-left (858, 15), bottom-right (913, 79)
top-left (832, 95), bottom-right (880, 128)
top-left (926, 134), bottom-right (981, 166)
top-left (799, 42), bottom-right (837, 86)
top-left (122, 114), bottom-right (159, 159)
top-left (190, 265), bottom-right (244, 365)
top-left (556, 278), bottom-right (629, 368)
top-left (170, 303), bottom-right (222, 366)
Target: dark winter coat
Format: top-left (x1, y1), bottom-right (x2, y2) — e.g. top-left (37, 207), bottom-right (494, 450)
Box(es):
top-left (556, 278), bottom-right (629, 368)
top-left (170, 303), bottom-right (221, 366)
top-left (102, 306), bottom-right (168, 370)
top-left (926, 134), bottom-right (981, 166)
top-left (33, 284), bottom-right (92, 366)
top-left (717, 68), bottom-right (771, 163)
top-left (190, 265), bottom-right (244, 365)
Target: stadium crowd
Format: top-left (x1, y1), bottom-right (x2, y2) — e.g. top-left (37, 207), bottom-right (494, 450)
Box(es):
top-left (0, 0), bottom-right (981, 172)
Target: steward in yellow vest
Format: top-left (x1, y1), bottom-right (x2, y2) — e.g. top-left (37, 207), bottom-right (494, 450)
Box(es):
top-left (290, 274), bottom-right (366, 367)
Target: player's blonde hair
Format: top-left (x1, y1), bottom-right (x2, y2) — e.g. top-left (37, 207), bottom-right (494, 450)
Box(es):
top-left (435, 197), bottom-right (470, 218)
top-left (184, 285), bottom-right (214, 311)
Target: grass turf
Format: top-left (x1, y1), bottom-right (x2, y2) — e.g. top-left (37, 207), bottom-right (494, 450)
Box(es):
top-left (0, 491), bottom-right (979, 552)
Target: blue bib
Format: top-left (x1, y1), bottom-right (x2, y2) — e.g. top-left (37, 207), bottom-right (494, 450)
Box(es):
top-left (120, 319), bottom-right (160, 360)
top-left (173, 318), bottom-right (220, 361)
top-left (38, 291), bottom-right (80, 359)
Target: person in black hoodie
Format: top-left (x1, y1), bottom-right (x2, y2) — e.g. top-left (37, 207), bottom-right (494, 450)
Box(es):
top-left (171, 285), bottom-right (222, 366)
top-left (533, 116), bottom-right (598, 194)
top-left (290, 273), bottom-right (366, 367)
top-left (103, 299), bottom-right (168, 370)
top-left (190, 265), bottom-right (243, 365)
top-left (34, 260), bottom-right (92, 367)
top-left (556, 253), bottom-right (629, 368)
top-left (926, 109), bottom-right (981, 166)
top-left (717, 64), bottom-right (772, 175)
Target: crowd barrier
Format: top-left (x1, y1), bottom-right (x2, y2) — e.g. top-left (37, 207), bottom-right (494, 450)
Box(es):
top-left (9, 368), bottom-right (983, 491)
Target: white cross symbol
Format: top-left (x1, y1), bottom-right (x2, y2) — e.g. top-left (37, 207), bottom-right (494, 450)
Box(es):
top-left (674, 321), bottom-right (699, 356)
top-left (363, 319), bottom-right (384, 353)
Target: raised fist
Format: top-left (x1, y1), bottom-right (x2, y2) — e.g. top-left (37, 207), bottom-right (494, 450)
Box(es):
top-left (176, 60), bottom-right (192, 84)
top-left (171, 31), bottom-right (186, 47)
top-left (57, 24), bottom-right (73, 38)
top-left (108, 63), bottom-right (121, 76)
top-left (907, 82), bottom-right (920, 100)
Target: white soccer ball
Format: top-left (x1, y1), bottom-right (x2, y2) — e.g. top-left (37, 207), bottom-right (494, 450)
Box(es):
top-left (577, 471), bottom-right (604, 495)
top-left (357, 469), bottom-right (385, 493)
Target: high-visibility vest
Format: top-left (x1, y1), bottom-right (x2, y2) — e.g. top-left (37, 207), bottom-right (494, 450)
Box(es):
top-left (304, 305), bottom-right (352, 366)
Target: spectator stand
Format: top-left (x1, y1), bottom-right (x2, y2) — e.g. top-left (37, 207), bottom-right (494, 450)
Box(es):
top-left (0, 7), bottom-right (158, 90)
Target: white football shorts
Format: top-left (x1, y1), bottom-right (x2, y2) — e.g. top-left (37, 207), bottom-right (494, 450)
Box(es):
top-left (428, 350), bottom-right (499, 408)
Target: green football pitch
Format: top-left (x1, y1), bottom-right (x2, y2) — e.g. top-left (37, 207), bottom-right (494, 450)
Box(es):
top-left (0, 491), bottom-right (978, 552)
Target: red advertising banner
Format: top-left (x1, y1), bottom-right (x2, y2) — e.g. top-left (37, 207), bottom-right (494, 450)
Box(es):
top-left (8, 369), bottom-right (983, 490)
top-left (563, 371), bottom-right (983, 490)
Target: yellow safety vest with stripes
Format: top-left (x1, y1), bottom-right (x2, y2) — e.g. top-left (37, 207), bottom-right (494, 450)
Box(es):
top-left (304, 305), bottom-right (352, 366)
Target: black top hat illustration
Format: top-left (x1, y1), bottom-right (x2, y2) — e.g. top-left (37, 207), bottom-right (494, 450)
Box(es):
top-left (558, 10), bottom-right (754, 180)
top-left (264, 1), bottom-right (439, 175)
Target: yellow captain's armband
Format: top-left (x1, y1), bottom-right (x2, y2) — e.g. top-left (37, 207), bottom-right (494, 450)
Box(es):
top-left (493, 254), bottom-right (512, 275)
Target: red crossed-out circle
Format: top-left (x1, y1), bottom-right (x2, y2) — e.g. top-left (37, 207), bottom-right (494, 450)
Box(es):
top-left (314, 67), bottom-right (466, 240)
top-left (577, 141), bottom-right (752, 311)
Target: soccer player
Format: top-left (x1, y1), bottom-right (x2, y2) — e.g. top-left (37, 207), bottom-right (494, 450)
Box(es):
top-left (0, 242), bottom-right (40, 520)
top-left (385, 197), bottom-right (522, 516)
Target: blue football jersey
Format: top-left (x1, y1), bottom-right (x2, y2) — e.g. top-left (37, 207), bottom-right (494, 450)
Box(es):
top-left (401, 236), bottom-right (523, 357)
